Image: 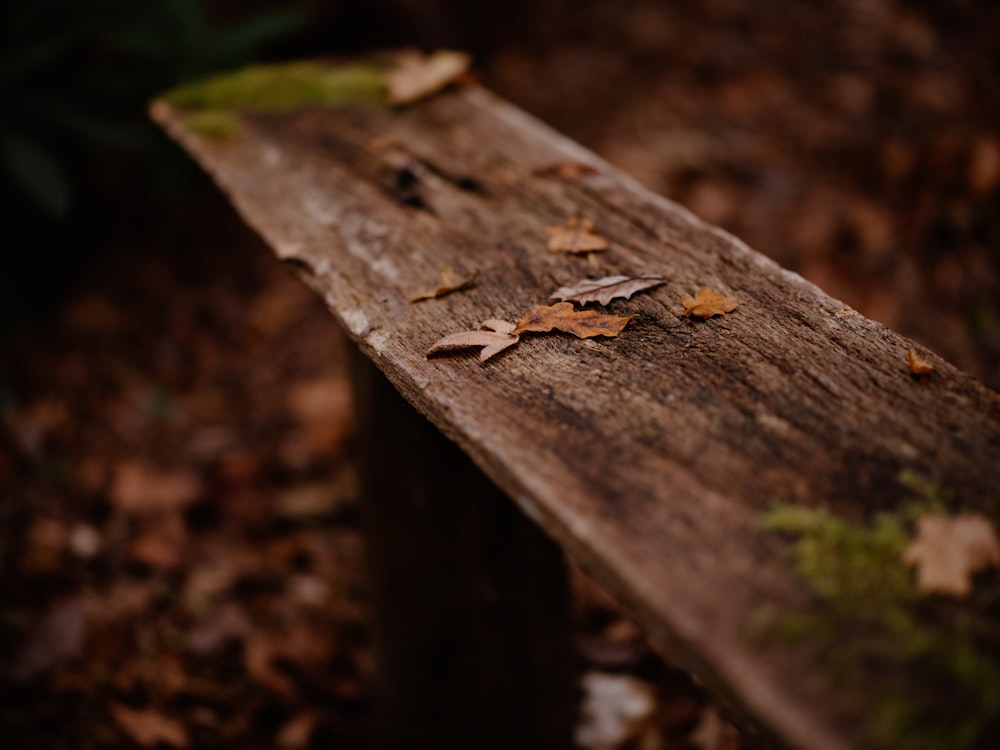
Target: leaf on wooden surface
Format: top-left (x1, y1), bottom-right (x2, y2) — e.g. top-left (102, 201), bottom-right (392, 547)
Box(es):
top-left (386, 49), bottom-right (471, 105)
top-left (426, 319), bottom-right (519, 362)
top-left (902, 514), bottom-right (1000, 597)
top-left (533, 161), bottom-right (599, 180)
top-left (410, 266), bottom-right (477, 302)
top-left (514, 302), bottom-right (635, 338)
top-left (907, 348), bottom-right (934, 376)
top-left (680, 287), bottom-right (738, 318)
top-left (546, 217), bottom-right (609, 254)
top-left (111, 704), bottom-right (189, 749)
top-left (551, 274), bottom-right (666, 306)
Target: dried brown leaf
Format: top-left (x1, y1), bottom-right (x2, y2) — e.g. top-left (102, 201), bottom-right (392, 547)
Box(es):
top-left (680, 287), bottom-right (738, 318)
top-left (907, 348), bottom-right (934, 376)
top-left (689, 706), bottom-right (725, 750)
top-left (410, 266), bottom-right (477, 302)
top-left (546, 218), bottom-right (609, 254)
top-left (902, 514), bottom-right (1000, 597)
top-left (11, 598), bottom-right (87, 682)
top-left (551, 275), bottom-right (666, 306)
top-left (426, 319), bottom-right (519, 362)
top-left (533, 161), bottom-right (599, 180)
top-left (111, 705), bottom-right (189, 749)
top-left (244, 633), bottom-right (297, 699)
top-left (129, 515), bottom-right (187, 570)
top-left (386, 49), bottom-right (471, 105)
top-left (514, 302), bottom-right (635, 338)
top-left (576, 672), bottom-right (658, 750)
top-left (111, 462), bottom-right (202, 514)
top-left (277, 712), bottom-right (321, 750)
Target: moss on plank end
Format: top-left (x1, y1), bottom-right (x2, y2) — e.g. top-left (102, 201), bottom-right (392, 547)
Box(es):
top-left (163, 60), bottom-right (387, 113)
top-left (759, 481), bottom-right (1000, 749)
top-left (180, 109), bottom-right (241, 140)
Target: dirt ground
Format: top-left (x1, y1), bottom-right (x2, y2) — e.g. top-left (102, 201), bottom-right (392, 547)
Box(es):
top-left (2, 1), bottom-right (998, 748)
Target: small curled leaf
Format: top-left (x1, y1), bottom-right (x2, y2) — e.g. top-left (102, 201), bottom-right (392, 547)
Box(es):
top-left (426, 319), bottom-right (519, 362)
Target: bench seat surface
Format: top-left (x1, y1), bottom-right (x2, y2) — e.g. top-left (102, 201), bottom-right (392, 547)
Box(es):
top-left (153, 77), bottom-right (1000, 750)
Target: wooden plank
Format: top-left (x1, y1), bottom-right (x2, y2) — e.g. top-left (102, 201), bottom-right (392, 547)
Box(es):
top-left (151, 68), bottom-right (1000, 750)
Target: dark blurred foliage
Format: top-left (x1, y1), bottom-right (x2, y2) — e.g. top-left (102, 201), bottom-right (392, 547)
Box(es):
top-left (0, 0), bottom-right (308, 321)
top-left (0, 0), bottom-right (531, 324)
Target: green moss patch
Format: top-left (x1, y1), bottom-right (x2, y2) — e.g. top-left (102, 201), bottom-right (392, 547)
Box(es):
top-left (164, 61), bottom-right (387, 112)
top-left (159, 60), bottom-right (387, 140)
top-left (760, 481), bottom-right (1000, 749)
top-left (180, 109), bottom-right (241, 140)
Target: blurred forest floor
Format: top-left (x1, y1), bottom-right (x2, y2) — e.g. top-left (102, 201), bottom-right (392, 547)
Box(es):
top-left (2, 1), bottom-right (999, 748)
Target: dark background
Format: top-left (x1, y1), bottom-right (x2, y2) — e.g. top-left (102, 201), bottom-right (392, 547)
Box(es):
top-left (2, 1), bottom-right (998, 748)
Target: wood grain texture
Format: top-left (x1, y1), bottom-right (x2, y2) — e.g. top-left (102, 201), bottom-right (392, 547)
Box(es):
top-left (152, 80), bottom-right (1000, 750)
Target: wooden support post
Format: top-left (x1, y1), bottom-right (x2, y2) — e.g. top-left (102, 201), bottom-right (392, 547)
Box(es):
top-left (348, 347), bottom-right (575, 750)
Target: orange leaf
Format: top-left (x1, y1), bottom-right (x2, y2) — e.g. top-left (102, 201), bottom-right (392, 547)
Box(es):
top-left (680, 287), bottom-right (738, 318)
top-left (111, 463), bottom-right (202, 515)
top-left (513, 302), bottom-right (635, 338)
top-left (386, 50), bottom-right (471, 105)
top-left (902, 514), bottom-right (1000, 597)
top-left (551, 274), bottom-right (666, 306)
top-left (410, 266), bottom-right (477, 302)
top-left (426, 319), bottom-right (519, 362)
top-left (907, 348), bottom-right (934, 376)
top-left (111, 705), bottom-right (189, 749)
top-left (532, 161), bottom-right (599, 180)
top-left (545, 218), bottom-right (609, 254)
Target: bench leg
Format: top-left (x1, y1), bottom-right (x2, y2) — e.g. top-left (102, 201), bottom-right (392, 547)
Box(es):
top-left (348, 348), bottom-right (575, 750)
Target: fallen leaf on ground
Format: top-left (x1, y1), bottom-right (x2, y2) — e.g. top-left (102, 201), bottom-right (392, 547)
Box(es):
top-left (551, 274), bottom-right (666, 305)
top-left (575, 672), bottom-right (657, 750)
top-left (690, 706), bottom-right (741, 750)
top-left (907, 348), bottom-right (934, 376)
top-left (10, 597), bottom-right (88, 682)
top-left (410, 266), bottom-right (477, 301)
top-left (111, 704), bottom-right (189, 749)
top-left (244, 633), bottom-right (298, 699)
top-left (426, 319), bottom-right (519, 362)
top-left (902, 513), bottom-right (1000, 597)
top-left (287, 377), bottom-right (353, 424)
top-left (22, 518), bottom-right (69, 572)
top-left (533, 161), bottom-right (599, 180)
top-left (111, 462), bottom-right (202, 514)
top-left (546, 217), bottom-right (609, 254)
top-left (277, 712), bottom-right (321, 750)
top-left (185, 603), bottom-right (251, 655)
top-left (514, 302), bottom-right (635, 338)
top-left (129, 515), bottom-right (188, 570)
top-left (680, 287), bottom-right (739, 318)
top-left (69, 523), bottom-right (102, 558)
top-left (386, 49), bottom-right (471, 105)
top-left (274, 472), bottom-right (359, 520)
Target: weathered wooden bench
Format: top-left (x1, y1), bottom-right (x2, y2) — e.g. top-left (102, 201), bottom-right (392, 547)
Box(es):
top-left (152, 57), bottom-right (1000, 750)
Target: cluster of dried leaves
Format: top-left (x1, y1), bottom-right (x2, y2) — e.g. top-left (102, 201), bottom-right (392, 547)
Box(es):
top-left (1, 242), bottom-right (373, 750)
top-left (422, 216), bottom-right (739, 362)
top-left (387, 56), bottom-right (741, 360)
